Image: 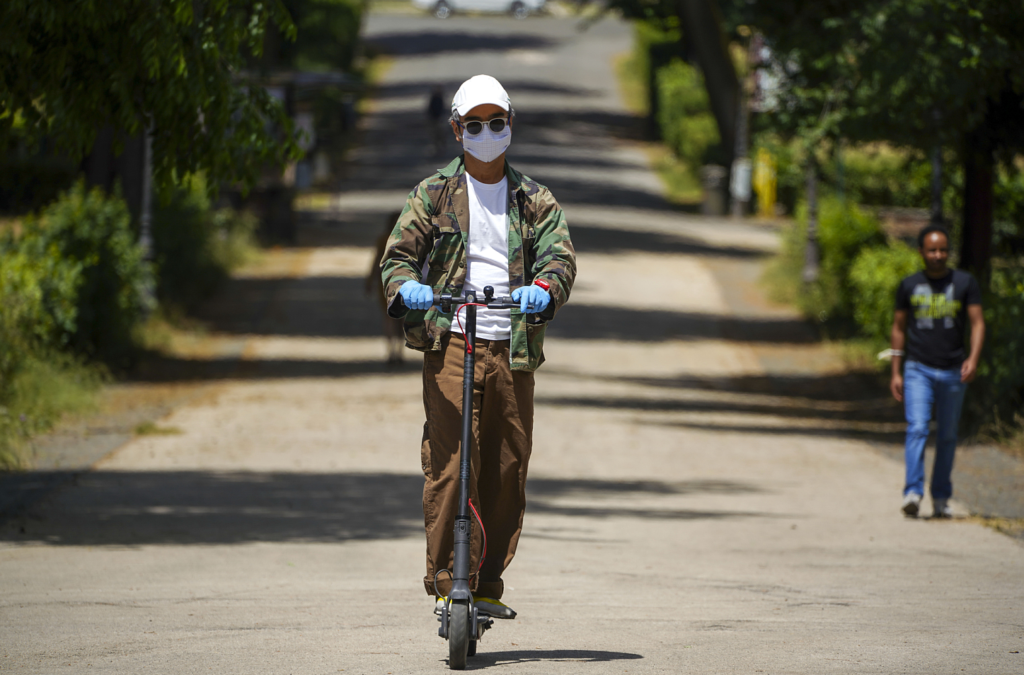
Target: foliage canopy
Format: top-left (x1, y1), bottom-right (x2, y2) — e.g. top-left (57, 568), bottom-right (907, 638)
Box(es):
top-left (742, 0), bottom-right (1024, 151)
top-left (0, 0), bottom-right (303, 193)
top-left (597, 0), bottom-right (1024, 152)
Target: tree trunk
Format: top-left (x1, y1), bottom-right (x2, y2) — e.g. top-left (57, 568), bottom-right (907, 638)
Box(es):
top-left (960, 129), bottom-right (993, 278)
top-left (80, 126), bottom-right (116, 193)
top-left (676, 0), bottom-right (739, 165)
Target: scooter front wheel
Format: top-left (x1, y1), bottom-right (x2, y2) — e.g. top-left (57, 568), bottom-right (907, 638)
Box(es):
top-left (448, 601), bottom-right (470, 670)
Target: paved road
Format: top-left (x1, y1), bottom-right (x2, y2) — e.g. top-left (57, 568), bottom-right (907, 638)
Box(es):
top-left (2, 14), bottom-right (1023, 675)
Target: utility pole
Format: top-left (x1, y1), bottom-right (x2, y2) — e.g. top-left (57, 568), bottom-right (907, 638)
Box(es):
top-left (730, 25), bottom-right (754, 217)
top-left (139, 130), bottom-right (153, 261)
top-left (803, 157), bottom-right (819, 284)
top-left (139, 128), bottom-right (156, 312)
top-left (730, 89), bottom-right (751, 217)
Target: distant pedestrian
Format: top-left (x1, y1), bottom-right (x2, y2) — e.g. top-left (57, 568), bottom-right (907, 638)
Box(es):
top-left (366, 210), bottom-right (406, 365)
top-left (889, 225), bottom-right (985, 518)
top-left (427, 85), bottom-right (447, 156)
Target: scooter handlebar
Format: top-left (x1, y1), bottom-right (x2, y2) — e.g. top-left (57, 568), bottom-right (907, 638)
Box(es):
top-left (433, 287), bottom-right (518, 312)
top-left (394, 285), bottom-right (520, 312)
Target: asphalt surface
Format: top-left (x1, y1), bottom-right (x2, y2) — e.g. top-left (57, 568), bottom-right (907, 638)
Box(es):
top-left (2, 13), bottom-right (1023, 675)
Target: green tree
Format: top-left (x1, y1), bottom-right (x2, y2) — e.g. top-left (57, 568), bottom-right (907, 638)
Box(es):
top-left (0, 0), bottom-right (303, 194)
top-left (736, 1), bottom-right (1024, 151)
top-left (276, 0), bottom-right (364, 72)
top-left (731, 0), bottom-right (1024, 271)
top-left (598, 0), bottom-right (1024, 271)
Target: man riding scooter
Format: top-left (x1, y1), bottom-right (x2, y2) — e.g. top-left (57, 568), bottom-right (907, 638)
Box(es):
top-left (380, 74), bottom-right (577, 620)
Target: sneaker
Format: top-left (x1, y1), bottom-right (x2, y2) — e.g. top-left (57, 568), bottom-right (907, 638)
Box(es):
top-left (932, 498), bottom-right (953, 519)
top-left (902, 492), bottom-right (922, 517)
top-left (434, 596), bottom-right (447, 615)
top-left (474, 596), bottom-right (516, 620)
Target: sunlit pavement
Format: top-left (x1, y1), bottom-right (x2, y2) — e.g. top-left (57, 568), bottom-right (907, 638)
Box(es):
top-left (1, 13), bottom-right (1022, 675)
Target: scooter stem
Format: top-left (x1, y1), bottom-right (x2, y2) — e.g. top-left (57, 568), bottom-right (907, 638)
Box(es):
top-left (450, 295), bottom-right (476, 603)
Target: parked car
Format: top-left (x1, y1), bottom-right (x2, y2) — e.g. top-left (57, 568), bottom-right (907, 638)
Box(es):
top-left (411, 0), bottom-right (545, 20)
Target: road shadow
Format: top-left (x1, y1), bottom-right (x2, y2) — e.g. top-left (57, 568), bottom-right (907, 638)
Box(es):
top-left (568, 223), bottom-right (767, 258)
top-left (295, 209), bottom-right (757, 257)
top-left (536, 394), bottom-right (896, 425)
top-left (340, 117), bottom-right (652, 196)
top-left (525, 177), bottom-right (678, 211)
top-left (119, 278), bottom-right (821, 384)
top-left (123, 310), bottom-right (820, 386)
top-left (299, 211), bottom-right (387, 247)
top-left (589, 371), bottom-right (889, 402)
top-left (533, 370), bottom-right (904, 444)
top-left (528, 478), bottom-right (762, 497)
top-left (653, 420), bottom-right (905, 445)
top-left (367, 30), bottom-right (557, 57)
top-left (192, 275), bottom-right (379, 338)
top-left (548, 305), bottom-right (818, 343)
top-left (524, 110), bottom-right (649, 142)
top-left (373, 79), bottom-right (603, 102)
top-left (0, 473), bottom-right (766, 545)
top-left (128, 356), bottom-right (406, 383)
top-left (463, 649), bottom-right (643, 669)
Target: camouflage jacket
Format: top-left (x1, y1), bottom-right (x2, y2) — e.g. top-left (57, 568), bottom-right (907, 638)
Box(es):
top-left (380, 156), bottom-right (576, 371)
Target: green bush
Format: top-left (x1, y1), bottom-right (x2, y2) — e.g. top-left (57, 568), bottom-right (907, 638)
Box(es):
top-left (632, 19), bottom-right (681, 118)
top-left (965, 264), bottom-right (1024, 432)
top-left (16, 182), bottom-right (152, 363)
top-left (656, 59), bottom-right (721, 169)
top-left (0, 184), bottom-right (136, 468)
top-left (751, 141), bottom-right (965, 214)
top-left (0, 255), bottom-right (49, 447)
top-left (0, 235), bottom-right (81, 353)
top-left (980, 169), bottom-right (1024, 429)
top-left (793, 196), bottom-right (887, 322)
top-left (848, 242), bottom-right (922, 346)
top-left (820, 145), bottom-right (933, 208)
top-left (993, 166), bottom-right (1024, 255)
top-left (152, 176), bottom-right (258, 312)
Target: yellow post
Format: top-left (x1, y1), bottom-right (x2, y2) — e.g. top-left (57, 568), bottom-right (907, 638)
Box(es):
top-left (753, 147), bottom-right (777, 217)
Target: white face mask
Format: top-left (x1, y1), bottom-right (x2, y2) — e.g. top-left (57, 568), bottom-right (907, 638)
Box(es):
top-left (462, 123), bottom-right (511, 163)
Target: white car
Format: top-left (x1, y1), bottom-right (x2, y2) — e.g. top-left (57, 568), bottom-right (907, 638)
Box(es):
top-left (411, 0), bottom-right (546, 20)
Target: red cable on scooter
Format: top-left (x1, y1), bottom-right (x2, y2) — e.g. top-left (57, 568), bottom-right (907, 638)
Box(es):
top-left (455, 303), bottom-right (486, 354)
top-left (468, 498), bottom-right (487, 572)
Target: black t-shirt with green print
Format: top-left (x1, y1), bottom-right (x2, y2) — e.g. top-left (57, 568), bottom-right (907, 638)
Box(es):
top-left (895, 269), bottom-right (982, 369)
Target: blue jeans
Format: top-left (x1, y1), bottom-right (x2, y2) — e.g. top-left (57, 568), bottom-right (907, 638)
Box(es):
top-left (903, 360), bottom-right (967, 500)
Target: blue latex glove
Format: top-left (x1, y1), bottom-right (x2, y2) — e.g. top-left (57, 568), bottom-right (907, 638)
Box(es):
top-left (399, 280), bottom-right (434, 311)
top-left (511, 285), bottom-right (550, 314)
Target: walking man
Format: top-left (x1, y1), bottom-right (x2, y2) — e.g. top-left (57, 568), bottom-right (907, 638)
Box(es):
top-left (380, 75), bottom-right (576, 618)
top-left (890, 225), bottom-right (984, 518)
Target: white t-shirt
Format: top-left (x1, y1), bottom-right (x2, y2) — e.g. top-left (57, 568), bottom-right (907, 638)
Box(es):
top-left (454, 174), bottom-right (510, 340)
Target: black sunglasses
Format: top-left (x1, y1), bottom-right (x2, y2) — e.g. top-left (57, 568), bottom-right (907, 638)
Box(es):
top-left (460, 117), bottom-right (509, 135)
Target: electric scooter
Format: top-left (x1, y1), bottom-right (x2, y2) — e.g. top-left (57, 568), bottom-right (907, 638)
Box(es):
top-left (429, 286), bottom-right (520, 670)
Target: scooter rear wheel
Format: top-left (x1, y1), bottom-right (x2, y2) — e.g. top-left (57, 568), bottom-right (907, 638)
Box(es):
top-left (448, 601), bottom-right (470, 670)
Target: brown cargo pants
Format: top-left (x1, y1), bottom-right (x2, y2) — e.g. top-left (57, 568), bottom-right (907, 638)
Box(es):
top-left (420, 332), bottom-right (534, 600)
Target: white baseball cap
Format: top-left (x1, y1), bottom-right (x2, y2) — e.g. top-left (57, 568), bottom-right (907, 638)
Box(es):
top-left (451, 75), bottom-right (511, 117)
